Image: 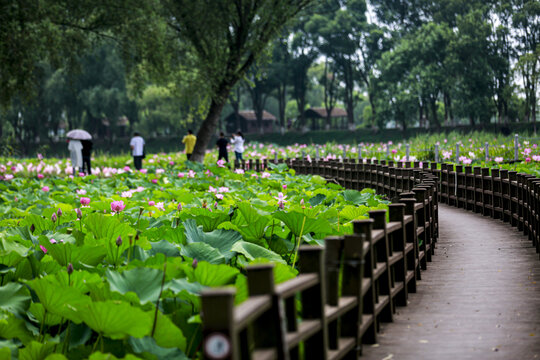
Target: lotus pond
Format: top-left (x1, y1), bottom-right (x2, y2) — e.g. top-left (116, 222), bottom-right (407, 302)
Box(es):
top-left (0, 158), bottom-right (389, 359)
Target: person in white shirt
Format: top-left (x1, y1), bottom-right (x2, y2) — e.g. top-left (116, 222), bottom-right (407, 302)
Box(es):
top-left (130, 132), bottom-right (145, 170)
top-left (230, 131), bottom-right (245, 161)
top-left (67, 139), bottom-right (83, 175)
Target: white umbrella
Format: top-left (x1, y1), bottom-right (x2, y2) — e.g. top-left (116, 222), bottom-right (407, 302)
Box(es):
top-left (66, 129), bottom-right (92, 140)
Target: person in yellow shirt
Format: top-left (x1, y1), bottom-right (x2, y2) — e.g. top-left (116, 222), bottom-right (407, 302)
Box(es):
top-left (182, 129), bottom-right (197, 160)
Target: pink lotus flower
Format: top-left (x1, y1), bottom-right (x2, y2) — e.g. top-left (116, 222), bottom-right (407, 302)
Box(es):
top-left (169, 161), bottom-right (175, 166)
top-left (80, 197), bottom-right (91, 205)
top-left (526, 157), bottom-right (531, 163)
top-left (121, 191), bottom-right (133, 198)
top-left (261, 172), bottom-right (271, 179)
top-left (123, 166), bottom-right (131, 172)
top-left (218, 187), bottom-right (229, 193)
top-left (140, 169), bottom-right (148, 174)
top-left (217, 159), bottom-right (226, 168)
top-left (37, 153), bottom-right (43, 160)
top-left (40, 245), bottom-right (47, 253)
top-left (494, 157), bottom-right (504, 163)
top-left (4, 174), bottom-right (13, 181)
top-left (151, 179), bottom-right (158, 184)
top-left (76, 189), bottom-right (86, 195)
top-left (37, 174), bottom-right (44, 179)
top-left (148, 200), bottom-right (155, 206)
top-left (282, 185), bottom-right (287, 190)
top-left (216, 193), bottom-right (224, 200)
top-left (50, 239), bottom-right (57, 244)
top-left (156, 168), bottom-right (165, 175)
top-left (187, 170), bottom-right (196, 178)
top-left (110, 200), bottom-right (126, 212)
top-left (155, 202), bottom-right (165, 211)
top-left (42, 186), bottom-right (50, 192)
top-left (234, 169), bottom-right (244, 175)
top-left (177, 172), bottom-right (185, 178)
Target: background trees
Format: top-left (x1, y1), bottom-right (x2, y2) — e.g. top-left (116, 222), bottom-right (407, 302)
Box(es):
top-left (0, 0), bottom-right (538, 157)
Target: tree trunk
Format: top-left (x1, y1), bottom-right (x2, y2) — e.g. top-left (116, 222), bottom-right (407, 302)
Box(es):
top-left (277, 83), bottom-right (286, 134)
top-left (191, 88), bottom-right (231, 162)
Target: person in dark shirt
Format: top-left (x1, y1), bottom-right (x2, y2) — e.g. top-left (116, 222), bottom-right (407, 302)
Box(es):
top-left (81, 140), bottom-right (93, 175)
top-left (216, 132), bottom-right (229, 162)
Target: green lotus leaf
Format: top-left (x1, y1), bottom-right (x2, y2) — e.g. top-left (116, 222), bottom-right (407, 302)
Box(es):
top-left (273, 211), bottom-right (333, 237)
top-left (18, 341), bottom-right (56, 360)
top-left (106, 268), bottom-right (164, 305)
top-left (339, 205), bottom-right (370, 221)
top-left (308, 193), bottom-right (326, 207)
top-left (128, 336), bottom-right (188, 360)
top-left (0, 312), bottom-right (34, 345)
top-left (191, 262), bottom-right (239, 286)
top-left (40, 241), bottom-right (107, 268)
top-left (180, 243), bottom-right (226, 264)
top-left (0, 283), bottom-right (31, 316)
top-left (231, 241), bottom-right (285, 264)
top-left (182, 208), bottom-right (229, 232)
top-left (148, 240), bottom-right (181, 257)
top-left (88, 352), bottom-right (142, 360)
top-left (25, 277), bottom-right (92, 323)
top-left (28, 303), bottom-right (62, 326)
top-left (183, 219), bottom-right (243, 261)
top-left (151, 311), bottom-right (186, 350)
top-left (78, 301), bottom-right (152, 340)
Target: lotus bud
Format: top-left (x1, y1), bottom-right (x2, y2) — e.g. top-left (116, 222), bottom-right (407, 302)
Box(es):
top-left (51, 213), bottom-right (57, 222)
top-left (282, 184), bottom-right (287, 190)
top-left (116, 235), bottom-right (122, 247)
top-left (214, 202), bottom-right (218, 209)
top-left (57, 208), bottom-right (62, 217)
top-left (76, 208), bottom-right (82, 219)
top-left (192, 258), bottom-right (198, 269)
top-left (67, 263), bottom-right (74, 275)
top-left (30, 224), bottom-right (35, 234)
top-left (177, 203), bottom-right (182, 211)
top-left (139, 206), bottom-right (144, 215)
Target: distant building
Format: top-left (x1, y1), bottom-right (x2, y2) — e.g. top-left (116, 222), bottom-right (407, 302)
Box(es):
top-left (304, 107), bottom-right (348, 130)
top-left (224, 110), bottom-right (276, 134)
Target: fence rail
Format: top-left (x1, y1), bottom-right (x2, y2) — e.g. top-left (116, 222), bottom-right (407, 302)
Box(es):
top-left (201, 159), bottom-right (439, 360)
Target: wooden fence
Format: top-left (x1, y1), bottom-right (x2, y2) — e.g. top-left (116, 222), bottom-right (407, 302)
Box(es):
top-left (201, 159), bottom-right (438, 360)
top-left (433, 163), bottom-right (540, 258)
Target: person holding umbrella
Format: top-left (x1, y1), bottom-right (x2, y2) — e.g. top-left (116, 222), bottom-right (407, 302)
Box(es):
top-left (66, 129), bottom-right (92, 175)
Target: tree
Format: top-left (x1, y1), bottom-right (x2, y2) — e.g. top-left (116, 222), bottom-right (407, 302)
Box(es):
top-left (163, 0), bottom-right (314, 162)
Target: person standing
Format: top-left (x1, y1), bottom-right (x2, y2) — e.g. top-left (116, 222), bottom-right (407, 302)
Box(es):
top-left (130, 132), bottom-right (145, 170)
top-left (182, 130), bottom-right (197, 161)
top-left (68, 139), bottom-right (83, 175)
top-left (81, 139), bottom-right (93, 175)
top-left (216, 132), bottom-right (229, 162)
top-left (230, 131), bottom-right (245, 161)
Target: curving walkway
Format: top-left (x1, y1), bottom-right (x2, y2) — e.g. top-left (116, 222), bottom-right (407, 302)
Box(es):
top-left (362, 204), bottom-right (540, 360)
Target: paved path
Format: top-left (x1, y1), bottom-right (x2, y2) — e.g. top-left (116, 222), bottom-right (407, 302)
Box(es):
top-left (362, 204), bottom-right (540, 360)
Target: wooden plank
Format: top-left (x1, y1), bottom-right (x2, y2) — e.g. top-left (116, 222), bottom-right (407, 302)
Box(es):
top-left (373, 262), bottom-right (387, 280)
top-left (252, 349), bottom-right (277, 360)
top-left (275, 273), bottom-right (319, 298)
top-left (388, 252), bottom-right (403, 266)
top-left (324, 296), bottom-right (358, 322)
top-left (371, 229), bottom-right (385, 244)
top-left (285, 320), bottom-right (322, 348)
top-left (386, 221), bottom-right (402, 234)
top-left (374, 295), bottom-right (390, 315)
top-left (328, 337), bottom-right (356, 360)
top-left (234, 295), bottom-right (272, 330)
